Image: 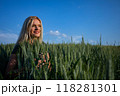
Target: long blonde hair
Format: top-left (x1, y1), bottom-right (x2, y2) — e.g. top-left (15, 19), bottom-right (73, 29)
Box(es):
top-left (16, 16), bottom-right (43, 44)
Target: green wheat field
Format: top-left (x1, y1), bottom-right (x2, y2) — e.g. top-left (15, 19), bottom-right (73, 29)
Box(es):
top-left (0, 37), bottom-right (120, 80)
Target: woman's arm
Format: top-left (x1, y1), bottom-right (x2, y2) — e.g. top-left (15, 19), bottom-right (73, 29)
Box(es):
top-left (5, 54), bottom-right (18, 78)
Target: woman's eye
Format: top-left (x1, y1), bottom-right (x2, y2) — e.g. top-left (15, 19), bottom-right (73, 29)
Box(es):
top-left (32, 25), bottom-right (41, 27)
top-left (32, 25), bottom-right (35, 27)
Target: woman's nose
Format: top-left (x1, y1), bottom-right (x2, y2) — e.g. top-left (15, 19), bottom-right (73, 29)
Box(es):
top-left (35, 26), bottom-right (39, 30)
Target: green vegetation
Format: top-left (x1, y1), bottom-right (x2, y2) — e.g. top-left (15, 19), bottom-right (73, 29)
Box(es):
top-left (0, 38), bottom-right (120, 80)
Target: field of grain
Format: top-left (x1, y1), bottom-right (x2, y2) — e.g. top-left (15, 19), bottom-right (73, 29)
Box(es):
top-left (0, 38), bottom-right (120, 80)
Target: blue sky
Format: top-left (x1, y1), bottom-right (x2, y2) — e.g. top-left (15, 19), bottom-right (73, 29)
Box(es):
top-left (0, 0), bottom-right (120, 45)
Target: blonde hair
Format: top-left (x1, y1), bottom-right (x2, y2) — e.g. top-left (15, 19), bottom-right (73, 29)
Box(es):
top-left (16, 16), bottom-right (43, 44)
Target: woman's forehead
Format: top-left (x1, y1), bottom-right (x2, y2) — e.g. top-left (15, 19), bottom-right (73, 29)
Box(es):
top-left (32, 19), bottom-right (41, 24)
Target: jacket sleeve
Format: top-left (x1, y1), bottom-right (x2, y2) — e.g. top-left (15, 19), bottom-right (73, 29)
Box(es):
top-left (5, 44), bottom-right (20, 79)
top-left (5, 54), bottom-right (18, 76)
top-left (4, 53), bottom-right (18, 79)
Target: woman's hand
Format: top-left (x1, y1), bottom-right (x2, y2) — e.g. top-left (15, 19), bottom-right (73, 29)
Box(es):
top-left (35, 52), bottom-right (51, 71)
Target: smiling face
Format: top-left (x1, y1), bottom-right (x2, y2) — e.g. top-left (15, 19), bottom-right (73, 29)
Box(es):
top-left (30, 19), bottom-right (41, 39)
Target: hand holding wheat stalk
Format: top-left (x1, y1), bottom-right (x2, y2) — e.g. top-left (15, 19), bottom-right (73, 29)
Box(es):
top-left (34, 52), bottom-right (51, 71)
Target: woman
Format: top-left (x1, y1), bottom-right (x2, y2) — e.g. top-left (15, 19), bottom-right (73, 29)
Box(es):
top-left (5, 16), bottom-right (51, 79)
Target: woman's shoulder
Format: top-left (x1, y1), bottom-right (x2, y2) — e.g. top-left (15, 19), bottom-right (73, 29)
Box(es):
top-left (11, 44), bottom-right (21, 54)
top-left (42, 41), bottom-right (46, 44)
top-left (42, 41), bottom-right (48, 45)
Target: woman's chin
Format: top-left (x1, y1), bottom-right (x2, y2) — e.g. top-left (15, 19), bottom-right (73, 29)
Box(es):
top-left (34, 34), bottom-right (40, 38)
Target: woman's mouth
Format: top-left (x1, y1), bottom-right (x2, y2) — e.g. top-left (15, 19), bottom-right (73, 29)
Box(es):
top-left (34, 31), bottom-right (40, 34)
